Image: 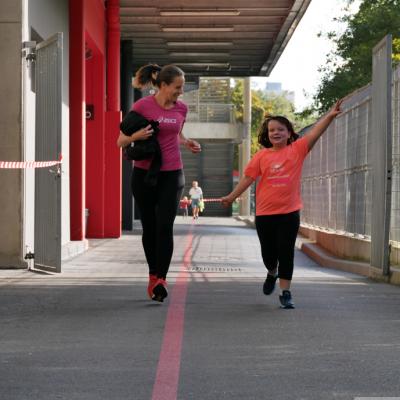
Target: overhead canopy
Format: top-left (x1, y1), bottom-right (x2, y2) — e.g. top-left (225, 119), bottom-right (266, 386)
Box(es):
top-left (119, 0), bottom-right (311, 78)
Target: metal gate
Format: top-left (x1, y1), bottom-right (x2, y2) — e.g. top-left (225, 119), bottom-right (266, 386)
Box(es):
top-left (181, 141), bottom-right (234, 217)
top-left (34, 33), bottom-right (63, 273)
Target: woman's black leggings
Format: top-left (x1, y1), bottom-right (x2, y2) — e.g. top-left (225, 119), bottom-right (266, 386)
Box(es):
top-left (255, 211), bottom-right (300, 281)
top-left (131, 167), bottom-right (184, 279)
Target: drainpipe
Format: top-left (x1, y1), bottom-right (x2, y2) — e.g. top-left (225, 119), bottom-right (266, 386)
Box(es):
top-left (69, 0), bottom-right (85, 240)
top-left (106, 0), bottom-right (120, 112)
top-left (104, 0), bottom-right (122, 237)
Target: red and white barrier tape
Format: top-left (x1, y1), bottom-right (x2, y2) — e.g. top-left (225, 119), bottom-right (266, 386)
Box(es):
top-left (0, 156), bottom-right (62, 169)
top-left (202, 197), bottom-right (242, 203)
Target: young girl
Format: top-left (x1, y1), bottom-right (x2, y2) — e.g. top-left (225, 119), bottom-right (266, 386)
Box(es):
top-left (221, 100), bottom-right (342, 309)
top-left (179, 196), bottom-right (190, 218)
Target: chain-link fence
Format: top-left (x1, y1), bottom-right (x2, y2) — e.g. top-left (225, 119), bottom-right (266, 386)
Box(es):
top-left (301, 64), bottom-right (400, 243)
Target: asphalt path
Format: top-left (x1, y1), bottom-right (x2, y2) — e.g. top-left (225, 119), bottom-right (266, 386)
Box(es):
top-left (1, 217), bottom-right (400, 400)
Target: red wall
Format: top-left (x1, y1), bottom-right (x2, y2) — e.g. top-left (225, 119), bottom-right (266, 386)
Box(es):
top-left (84, 0), bottom-right (105, 55)
top-left (70, 0), bottom-right (121, 240)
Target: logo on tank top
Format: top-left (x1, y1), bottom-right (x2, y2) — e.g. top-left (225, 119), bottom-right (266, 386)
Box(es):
top-left (268, 163), bottom-right (289, 186)
top-left (157, 116), bottom-right (177, 124)
top-left (270, 163), bottom-right (283, 173)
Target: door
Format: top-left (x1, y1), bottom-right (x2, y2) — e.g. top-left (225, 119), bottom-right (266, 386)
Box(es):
top-left (34, 33), bottom-right (63, 273)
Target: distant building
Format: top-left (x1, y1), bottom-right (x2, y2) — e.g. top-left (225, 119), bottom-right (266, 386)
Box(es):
top-left (266, 82), bottom-right (282, 92)
top-left (265, 81), bottom-right (295, 104)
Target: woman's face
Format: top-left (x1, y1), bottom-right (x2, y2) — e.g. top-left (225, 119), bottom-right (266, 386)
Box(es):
top-left (267, 120), bottom-right (290, 148)
top-left (160, 75), bottom-right (185, 102)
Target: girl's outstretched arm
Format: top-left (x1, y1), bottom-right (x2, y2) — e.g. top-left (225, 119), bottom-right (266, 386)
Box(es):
top-left (221, 176), bottom-right (254, 207)
top-left (305, 99), bottom-right (343, 150)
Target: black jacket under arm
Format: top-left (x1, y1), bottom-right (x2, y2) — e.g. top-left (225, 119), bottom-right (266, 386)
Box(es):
top-left (120, 110), bottom-right (162, 186)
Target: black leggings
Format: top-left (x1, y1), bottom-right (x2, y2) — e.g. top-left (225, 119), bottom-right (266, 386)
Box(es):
top-left (131, 167), bottom-right (184, 279)
top-left (255, 211), bottom-right (300, 281)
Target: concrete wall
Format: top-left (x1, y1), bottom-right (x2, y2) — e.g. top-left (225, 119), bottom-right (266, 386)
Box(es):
top-left (299, 226), bottom-right (371, 263)
top-left (0, 1), bottom-right (24, 267)
top-left (299, 225), bottom-right (400, 285)
top-left (182, 122), bottom-right (243, 142)
top-left (299, 225), bottom-right (400, 268)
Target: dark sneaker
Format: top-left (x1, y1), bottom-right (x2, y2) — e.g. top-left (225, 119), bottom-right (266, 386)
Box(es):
top-left (263, 274), bottom-right (278, 295)
top-left (279, 290), bottom-right (295, 309)
top-left (152, 278), bottom-right (168, 302)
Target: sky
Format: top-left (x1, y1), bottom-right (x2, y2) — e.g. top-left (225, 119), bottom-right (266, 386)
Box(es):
top-left (252, 0), bottom-right (361, 111)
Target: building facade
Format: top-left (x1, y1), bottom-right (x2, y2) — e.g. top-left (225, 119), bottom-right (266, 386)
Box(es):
top-left (0, 0), bottom-right (121, 270)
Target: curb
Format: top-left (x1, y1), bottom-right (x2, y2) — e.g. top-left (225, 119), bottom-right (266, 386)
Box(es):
top-left (236, 215), bottom-right (400, 285)
top-left (298, 239), bottom-right (400, 285)
top-left (235, 215), bottom-right (255, 228)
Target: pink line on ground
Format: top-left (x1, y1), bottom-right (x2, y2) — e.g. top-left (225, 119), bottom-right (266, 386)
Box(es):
top-left (151, 224), bottom-right (193, 400)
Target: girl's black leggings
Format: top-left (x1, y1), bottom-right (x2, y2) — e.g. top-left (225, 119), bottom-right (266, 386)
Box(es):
top-left (131, 167), bottom-right (184, 279)
top-left (255, 210), bottom-right (300, 281)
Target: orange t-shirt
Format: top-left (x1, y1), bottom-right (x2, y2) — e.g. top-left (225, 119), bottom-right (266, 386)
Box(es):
top-left (244, 137), bottom-right (310, 216)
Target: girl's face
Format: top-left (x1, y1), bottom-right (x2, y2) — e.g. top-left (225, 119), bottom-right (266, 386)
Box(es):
top-left (267, 120), bottom-right (291, 149)
top-left (160, 76), bottom-right (185, 102)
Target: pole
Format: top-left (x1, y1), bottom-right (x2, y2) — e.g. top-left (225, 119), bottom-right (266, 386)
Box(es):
top-left (240, 77), bottom-right (251, 216)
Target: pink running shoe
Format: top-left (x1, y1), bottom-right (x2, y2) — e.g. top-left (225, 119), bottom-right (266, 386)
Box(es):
top-left (152, 278), bottom-right (168, 302)
top-left (147, 274), bottom-right (158, 299)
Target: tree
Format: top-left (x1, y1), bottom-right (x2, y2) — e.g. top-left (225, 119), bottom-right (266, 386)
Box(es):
top-left (314, 0), bottom-right (400, 112)
top-left (231, 80), bottom-right (267, 155)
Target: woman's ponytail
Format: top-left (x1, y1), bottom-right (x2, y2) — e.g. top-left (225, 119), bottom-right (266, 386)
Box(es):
top-left (133, 64), bottom-right (185, 89)
top-left (132, 64), bottom-right (162, 89)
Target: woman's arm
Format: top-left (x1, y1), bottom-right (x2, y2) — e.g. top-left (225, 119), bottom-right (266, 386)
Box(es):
top-left (116, 125), bottom-right (154, 148)
top-left (221, 176), bottom-right (255, 207)
top-left (305, 99), bottom-right (343, 150)
top-left (179, 130), bottom-right (201, 153)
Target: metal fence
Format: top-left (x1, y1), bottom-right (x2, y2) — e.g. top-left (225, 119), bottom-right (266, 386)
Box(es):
top-left (301, 64), bottom-right (400, 243)
top-left (392, 66), bottom-right (400, 243)
top-left (186, 103), bottom-right (235, 123)
top-left (182, 77), bottom-right (236, 123)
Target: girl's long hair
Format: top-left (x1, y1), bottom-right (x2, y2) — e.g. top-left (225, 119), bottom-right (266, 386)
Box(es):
top-left (257, 115), bottom-right (299, 148)
top-left (133, 64), bottom-right (184, 89)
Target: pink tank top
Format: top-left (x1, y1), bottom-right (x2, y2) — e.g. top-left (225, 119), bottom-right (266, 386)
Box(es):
top-left (131, 96), bottom-right (188, 171)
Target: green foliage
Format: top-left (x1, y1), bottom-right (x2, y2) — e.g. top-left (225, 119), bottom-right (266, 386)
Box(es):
top-left (314, 0), bottom-right (400, 113)
top-left (231, 79), bottom-right (244, 122)
top-left (394, 38), bottom-right (400, 63)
